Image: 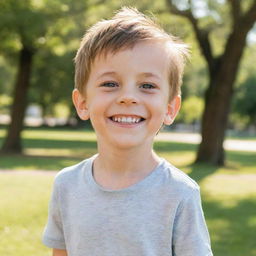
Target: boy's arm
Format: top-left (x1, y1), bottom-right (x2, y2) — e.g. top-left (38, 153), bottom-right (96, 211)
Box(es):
top-left (53, 249), bottom-right (67, 256)
top-left (172, 188), bottom-right (213, 256)
top-left (43, 177), bottom-right (66, 250)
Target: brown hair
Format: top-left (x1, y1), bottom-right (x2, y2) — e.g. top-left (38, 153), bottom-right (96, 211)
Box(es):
top-left (74, 7), bottom-right (189, 100)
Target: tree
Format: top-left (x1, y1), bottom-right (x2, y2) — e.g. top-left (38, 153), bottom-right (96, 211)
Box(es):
top-left (177, 96), bottom-right (204, 125)
top-left (166, 0), bottom-right (256, 165)
top-left (0, 0), bottom-right (89, 153)
top-left (29, 48), bottom-right (75, 120)
top-left (233, 76), bottom-right (256, 127)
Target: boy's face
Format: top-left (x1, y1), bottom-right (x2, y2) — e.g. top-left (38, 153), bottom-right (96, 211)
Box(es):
top-left (73, 40), bottom-right (180, 150)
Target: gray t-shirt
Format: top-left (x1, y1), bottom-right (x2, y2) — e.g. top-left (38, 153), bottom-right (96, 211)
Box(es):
top-left (42, 155), bottom-right (213, 256)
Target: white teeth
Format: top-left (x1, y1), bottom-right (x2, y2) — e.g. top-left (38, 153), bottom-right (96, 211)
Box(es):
top-left (112, 116), bottom-right (142, 124)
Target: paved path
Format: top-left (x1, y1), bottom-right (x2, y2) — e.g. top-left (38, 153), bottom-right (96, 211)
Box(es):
top-left (0, 170), bottom-right (58, 175)
top-left (156, 132), bottom-right (256, 152)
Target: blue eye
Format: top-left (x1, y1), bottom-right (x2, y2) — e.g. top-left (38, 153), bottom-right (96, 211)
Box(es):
top-left (100, 82), bottom-right (118, 87)
top-left (140, 83), bottom-right (156, 89)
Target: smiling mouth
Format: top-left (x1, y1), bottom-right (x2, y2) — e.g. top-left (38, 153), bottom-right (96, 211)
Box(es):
top-left (109, 115), bottom-right (145, 124)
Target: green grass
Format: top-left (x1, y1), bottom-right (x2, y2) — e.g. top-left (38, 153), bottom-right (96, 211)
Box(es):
top-left (0, 127), bottom-right (256, 256)
top-left (0, 173), bottom-right (53, 256)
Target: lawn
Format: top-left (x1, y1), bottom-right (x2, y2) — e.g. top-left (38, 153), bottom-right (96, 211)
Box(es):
top-left (0, 127), bottom-right (255, 256)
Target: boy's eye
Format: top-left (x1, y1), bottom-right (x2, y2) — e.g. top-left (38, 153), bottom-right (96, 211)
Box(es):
top-left (100, 82), bottom-right (118, 87)
top-left (140, 83), bottom-right (156, 89)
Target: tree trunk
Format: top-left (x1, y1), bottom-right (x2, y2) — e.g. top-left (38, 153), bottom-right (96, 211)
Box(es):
top-left (196, 73), bottom-right (232, 165)
top-left (165, 0), bottom-right (256, 165)
top-left (196, 31), bottom-right (247, 165)
top-left (1, 46), bottom-right (34, 153)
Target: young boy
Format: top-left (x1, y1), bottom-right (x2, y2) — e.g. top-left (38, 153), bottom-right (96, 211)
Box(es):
top-left (42, 7), bottom-right (213, 256)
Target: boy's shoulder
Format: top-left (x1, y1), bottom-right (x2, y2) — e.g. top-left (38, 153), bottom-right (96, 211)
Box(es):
top-left (53, 155), bottom-right (95, 186)
top-left (159, 158), bottom-right (200, 194)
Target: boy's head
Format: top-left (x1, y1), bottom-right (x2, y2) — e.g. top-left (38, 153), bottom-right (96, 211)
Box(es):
top-left (74, 7), bottom-right (189, 101)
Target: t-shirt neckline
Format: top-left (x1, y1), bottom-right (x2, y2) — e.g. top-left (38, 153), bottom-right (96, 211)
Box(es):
top-left (84, 154), bottom-right (165, 193)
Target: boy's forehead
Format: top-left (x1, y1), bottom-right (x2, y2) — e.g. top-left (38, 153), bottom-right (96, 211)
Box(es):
top-left (90, 41), bottom-right (171, 78)
top-left (92, 40), bottom-right (172, 67)
top-left (97, 39), bottom-right (171, 56)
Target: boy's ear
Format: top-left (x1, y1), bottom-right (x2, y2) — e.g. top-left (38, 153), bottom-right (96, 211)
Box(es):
top-left (72, 89), bottom-right (90, 120)
top-left (164, 95), bottom-right (181, 125)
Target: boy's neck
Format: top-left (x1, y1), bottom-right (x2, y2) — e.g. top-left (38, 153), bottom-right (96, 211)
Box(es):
top-left (92, 143), bottom-right (161, 189)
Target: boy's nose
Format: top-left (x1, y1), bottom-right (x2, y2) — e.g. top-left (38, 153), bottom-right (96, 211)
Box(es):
top-left (117, 88), bottom-right (138, 105)
top-left (118, 96), bottom-right (137, 104)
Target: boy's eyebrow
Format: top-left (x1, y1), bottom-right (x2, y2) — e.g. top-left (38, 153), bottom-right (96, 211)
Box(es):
top-left (96, 71), bottom-right (161, 80)
top-left (96, 71), bottom-right (117, 80)
top-left (140, 72), bottom-right (161, 81)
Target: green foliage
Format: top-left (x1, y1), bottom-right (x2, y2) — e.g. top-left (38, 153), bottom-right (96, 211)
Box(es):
top-left (0, 56), bottom-right (15, 95)
top-left (0, 0), bottom-right (50, 50)
top-left (0, 95), bottom-right (12, 115)
top-left (177, 96), bottom-right (204, 124)
top-left (182, 66), bottom-right (208, 99)
top-left (29, 48), bottom-right (75, 116)
top-left (233, 76), bottom-right (256, 126)
top-left (0, 0), bottom-right (115, 118)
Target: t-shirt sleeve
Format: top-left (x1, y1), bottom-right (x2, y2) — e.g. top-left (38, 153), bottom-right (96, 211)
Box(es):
top-left (42, 178), bottom-right (66, 249)
top-left (172, 188), bottom-right (213, 256)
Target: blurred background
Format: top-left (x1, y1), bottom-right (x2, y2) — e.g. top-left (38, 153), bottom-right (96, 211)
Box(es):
top-left (0, 0), bottom-right (255, 255)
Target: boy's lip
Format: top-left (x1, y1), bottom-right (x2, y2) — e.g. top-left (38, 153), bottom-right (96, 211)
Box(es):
top-left (108, 114), bottom-right (145, 119)
top-left (108, 114), bottom-right (146, 124)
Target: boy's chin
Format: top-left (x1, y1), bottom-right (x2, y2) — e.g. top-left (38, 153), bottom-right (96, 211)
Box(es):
top-left (112, 140), bottom-right (142, 150)
top-left (107, 135), bottom-right (154, 151)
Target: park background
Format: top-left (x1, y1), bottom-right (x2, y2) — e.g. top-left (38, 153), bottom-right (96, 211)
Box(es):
top-left (0, 0), bottom-right (256, 255)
